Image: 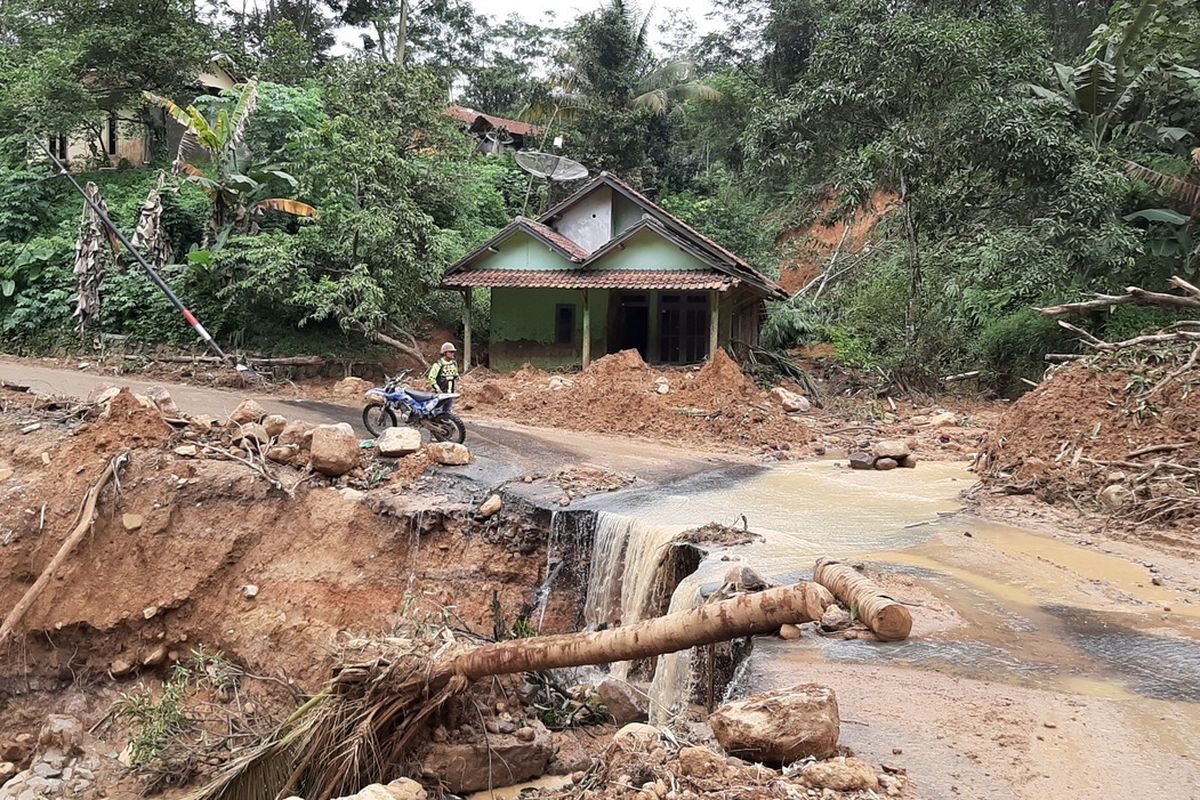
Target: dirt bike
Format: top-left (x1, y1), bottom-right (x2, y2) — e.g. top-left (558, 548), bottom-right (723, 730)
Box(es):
top-left (362, 370), bottom-right (466, 443)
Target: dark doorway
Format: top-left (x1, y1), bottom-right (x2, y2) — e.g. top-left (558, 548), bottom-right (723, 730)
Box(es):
top-left (660, 293), bottom-right (709, 363)
top-left (612, 293), bottom-right (650, 359)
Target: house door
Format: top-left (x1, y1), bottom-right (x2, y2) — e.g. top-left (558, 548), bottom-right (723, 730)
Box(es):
top-left (611, 293), bottom-right (650, 359)
top-left (659, 293), bottom-right (709, 363)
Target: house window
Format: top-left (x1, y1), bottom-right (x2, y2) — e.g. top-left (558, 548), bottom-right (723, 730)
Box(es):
top-left (49, 135), bottom-right (67, 160)
top-left (555, 304), bottom-right (576, 345)
top-left (107, 114), bottom-right (118, 155)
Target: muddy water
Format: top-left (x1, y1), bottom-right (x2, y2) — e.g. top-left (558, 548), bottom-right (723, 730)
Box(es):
top-left (578, 459), bottom-right (1200, 794)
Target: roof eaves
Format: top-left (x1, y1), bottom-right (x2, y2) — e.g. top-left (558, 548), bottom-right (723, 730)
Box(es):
top-left (445, 217), bottom-right (586, 276)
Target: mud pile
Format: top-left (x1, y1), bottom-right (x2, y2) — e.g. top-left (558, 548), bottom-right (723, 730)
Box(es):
top-left (461, 349), bottom-right (808, 451)
top-left (977, 354), bottom-right (1200, 537)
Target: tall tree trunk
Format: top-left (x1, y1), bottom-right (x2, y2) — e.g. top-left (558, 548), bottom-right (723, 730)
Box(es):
top-left (899, 169), bottom-right (921, 354)
top-left (396, 0), bottom-right (409, 65)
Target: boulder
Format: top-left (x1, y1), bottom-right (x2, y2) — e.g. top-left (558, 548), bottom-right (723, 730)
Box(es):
top-left (654, 377), bottom-right (671, 395)
top-left (332, 778), bottom-right (427, 800)
top-left (377, 427), bottom-right (422, 457)
top-left (612, 723), bottom-right (661, 747)
top-left (173, 444), bottom-right (198, 457)
top-left (277, 420), bottom-right (315, 449)
top-left (874, 457), bottom-right (899, 471)
top-left (188, 414), bottom-right (220, 432)
top-left (709, 684), bottom-right (839, 764)
top-left (234, 422), bottom-right (270, 446)
top-left (0, 761), bottom-right (16, 781)
top-left (309, 424), bottom-right (362, 476)
top-left (427, 442), bottom-right (470, 466)
top-left (228, 399), bottom-right (267, 425)
top-left (848, 452), bottom-right (874, 470)
top-left (266, 445), bottom-right (299, 464)
top-left (872, 439), bottom-right (910, 459)
top-left (420, 722), bottom-right (553, 793)
top-left (800, 757), bottom-right (879, 791)
top-left (928, 411), bottom-right (958, 428)
top-left (36, 716), bottom-right (82, 757)
top-left (333, 376), bottom-right (374, 398)
top-left (771, 387), bottom-right (811, 413)
top-left (899, 454), bottom-right (918, 469)
top-left (478, 493), bottom-right (503, 519)
top-left (85, 384), bottom-right (120, 404)
top-left (596, 678), bottom-right (649, 725)
top-left (121, 513), bottom-right (143, 531)
top-left (143, 386), bottom-right (181, 416)
top-left (262, 414), bottom-right (288, 438)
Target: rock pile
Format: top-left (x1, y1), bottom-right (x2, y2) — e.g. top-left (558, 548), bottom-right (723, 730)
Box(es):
top-left (848, 439), bottom-right (917, 471)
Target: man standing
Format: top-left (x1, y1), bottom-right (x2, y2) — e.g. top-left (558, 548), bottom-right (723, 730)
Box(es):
top-left (428, 342), bottom-right (460, 395)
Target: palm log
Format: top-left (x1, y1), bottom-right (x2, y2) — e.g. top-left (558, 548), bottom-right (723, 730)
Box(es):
top-left (813, 558), bottom-right (912, 641)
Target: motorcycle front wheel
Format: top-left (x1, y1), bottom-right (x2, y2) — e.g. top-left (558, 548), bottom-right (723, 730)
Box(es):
top-left (425, 412), bottom-right (466, 444)
top-left (362, 402), bottom-right (398, 437)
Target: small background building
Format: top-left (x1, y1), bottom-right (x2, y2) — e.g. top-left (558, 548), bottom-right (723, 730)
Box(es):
top-left (46, 59), bottom-right (237, 167)
top-left (443, 105), bottom-right (542, 154)
top-left (443, 172), bottom-right (786, 371)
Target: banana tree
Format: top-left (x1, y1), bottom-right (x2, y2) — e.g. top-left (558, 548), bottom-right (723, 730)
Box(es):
top-left (143, 79), bottom-right (316, 247)
top-left (1026, 0), bottom-right (1200, 149)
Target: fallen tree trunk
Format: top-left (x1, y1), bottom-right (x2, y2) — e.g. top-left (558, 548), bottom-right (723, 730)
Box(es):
top-left (450, 581), bottom-right (835, 680)
top-left (0, 451), bottom-right (127, 646)
top-left (151, 354), bottom-right (326, 367)
top-left (196, 581), bottom-right (836, 800)
top-left (813, 558), bottom-right (912, 641)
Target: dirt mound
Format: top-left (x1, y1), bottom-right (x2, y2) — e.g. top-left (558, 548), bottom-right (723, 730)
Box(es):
top-left (460, 350), bottom-right (807, 451)
top-left (977, 355), bottom-right (1200, 535)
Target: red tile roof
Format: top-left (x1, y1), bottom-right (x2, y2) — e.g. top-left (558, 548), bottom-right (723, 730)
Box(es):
top-left (444, 104), bottom-right (541, 137)
top-left (520, 218), bottom-right (589, 261)
top-left (443, 269), bottom-right (737, 291)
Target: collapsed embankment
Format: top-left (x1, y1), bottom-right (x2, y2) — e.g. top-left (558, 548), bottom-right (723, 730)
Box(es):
top-left (0, 390), bottom-right (587, 694)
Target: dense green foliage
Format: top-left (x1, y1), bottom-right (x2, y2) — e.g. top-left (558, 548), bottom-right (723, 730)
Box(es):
top-left (1, 0), bottom-right (1198, 390)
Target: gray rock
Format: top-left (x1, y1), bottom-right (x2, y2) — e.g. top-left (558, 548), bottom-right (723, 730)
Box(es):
top-left (597, 678), bottom-right (649, 725)
top-left (848, 452), bottom-right (874, 470)
top-left (874, 457), bottom-right (899, 471)
top-left (376, 426), bottom-right (422, 457)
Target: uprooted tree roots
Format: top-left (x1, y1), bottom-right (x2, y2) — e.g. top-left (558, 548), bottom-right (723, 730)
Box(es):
top-left (194, 582), bottom-right (835, 800)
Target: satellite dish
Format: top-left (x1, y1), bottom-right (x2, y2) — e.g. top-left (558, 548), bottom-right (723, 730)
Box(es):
top-left (515, 150), bottom-right (589, 182)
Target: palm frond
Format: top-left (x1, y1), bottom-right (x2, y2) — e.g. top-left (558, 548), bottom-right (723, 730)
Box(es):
top-left (1123, 159), bottom-right (1200, 214)
top-left (228, 79), bottom-right (260, 155)
top-left (670, 80), bottom-right (722, 103)
top-left (1113, 0), bottom-right (1161, 75)
top-left (252, 198), bottom-right (318, 218)
top-left (1109, 62), bottom-right (1158, 118)
top-left (631, 88), bottom-right (669, 115)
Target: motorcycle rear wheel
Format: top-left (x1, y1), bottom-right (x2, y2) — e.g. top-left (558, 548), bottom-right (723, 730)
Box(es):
top-left (426, 412), bottom-right (466, 444)
top-left (362, 402), bottom-right (398, 437)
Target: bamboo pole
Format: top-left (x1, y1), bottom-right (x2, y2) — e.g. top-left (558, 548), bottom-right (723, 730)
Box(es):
top-left (813, 558), bottom-right (912, 641)
top-left (0, 452), bottom-right (128, 646)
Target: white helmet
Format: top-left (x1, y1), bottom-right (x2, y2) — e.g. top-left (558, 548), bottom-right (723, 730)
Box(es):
top-left (441, 342), bottom-right (457, 354)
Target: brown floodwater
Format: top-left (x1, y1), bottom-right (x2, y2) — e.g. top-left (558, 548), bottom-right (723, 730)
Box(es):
top-left (578, 459), bottom-right (1200, 798)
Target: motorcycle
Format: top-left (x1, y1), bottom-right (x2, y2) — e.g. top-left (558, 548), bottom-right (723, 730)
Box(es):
top-left (362, 370), bottom-right (466, 443)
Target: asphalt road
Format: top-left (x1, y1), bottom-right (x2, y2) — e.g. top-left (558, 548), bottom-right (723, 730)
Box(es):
top-left (0, 358), bottom-right (733, 487)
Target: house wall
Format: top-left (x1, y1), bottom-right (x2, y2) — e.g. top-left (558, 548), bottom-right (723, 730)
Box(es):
top-left (554, 185), bottom-right (612, 253)
top-left (470, 232), bottom-right (576, 271)
top-left (588, 227), bottom-right (711, 271)
top-left (613, 193), bottom-right (644, 235)
top-left (490, 287), bottom-right (610, 371)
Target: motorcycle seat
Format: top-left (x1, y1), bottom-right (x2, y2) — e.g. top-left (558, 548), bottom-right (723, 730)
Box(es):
top-left (404, 389), bottom-right (439, 402)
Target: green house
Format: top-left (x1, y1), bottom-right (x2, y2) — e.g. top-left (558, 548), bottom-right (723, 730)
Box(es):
top-left (443, 172), bottom-right (787, 371)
